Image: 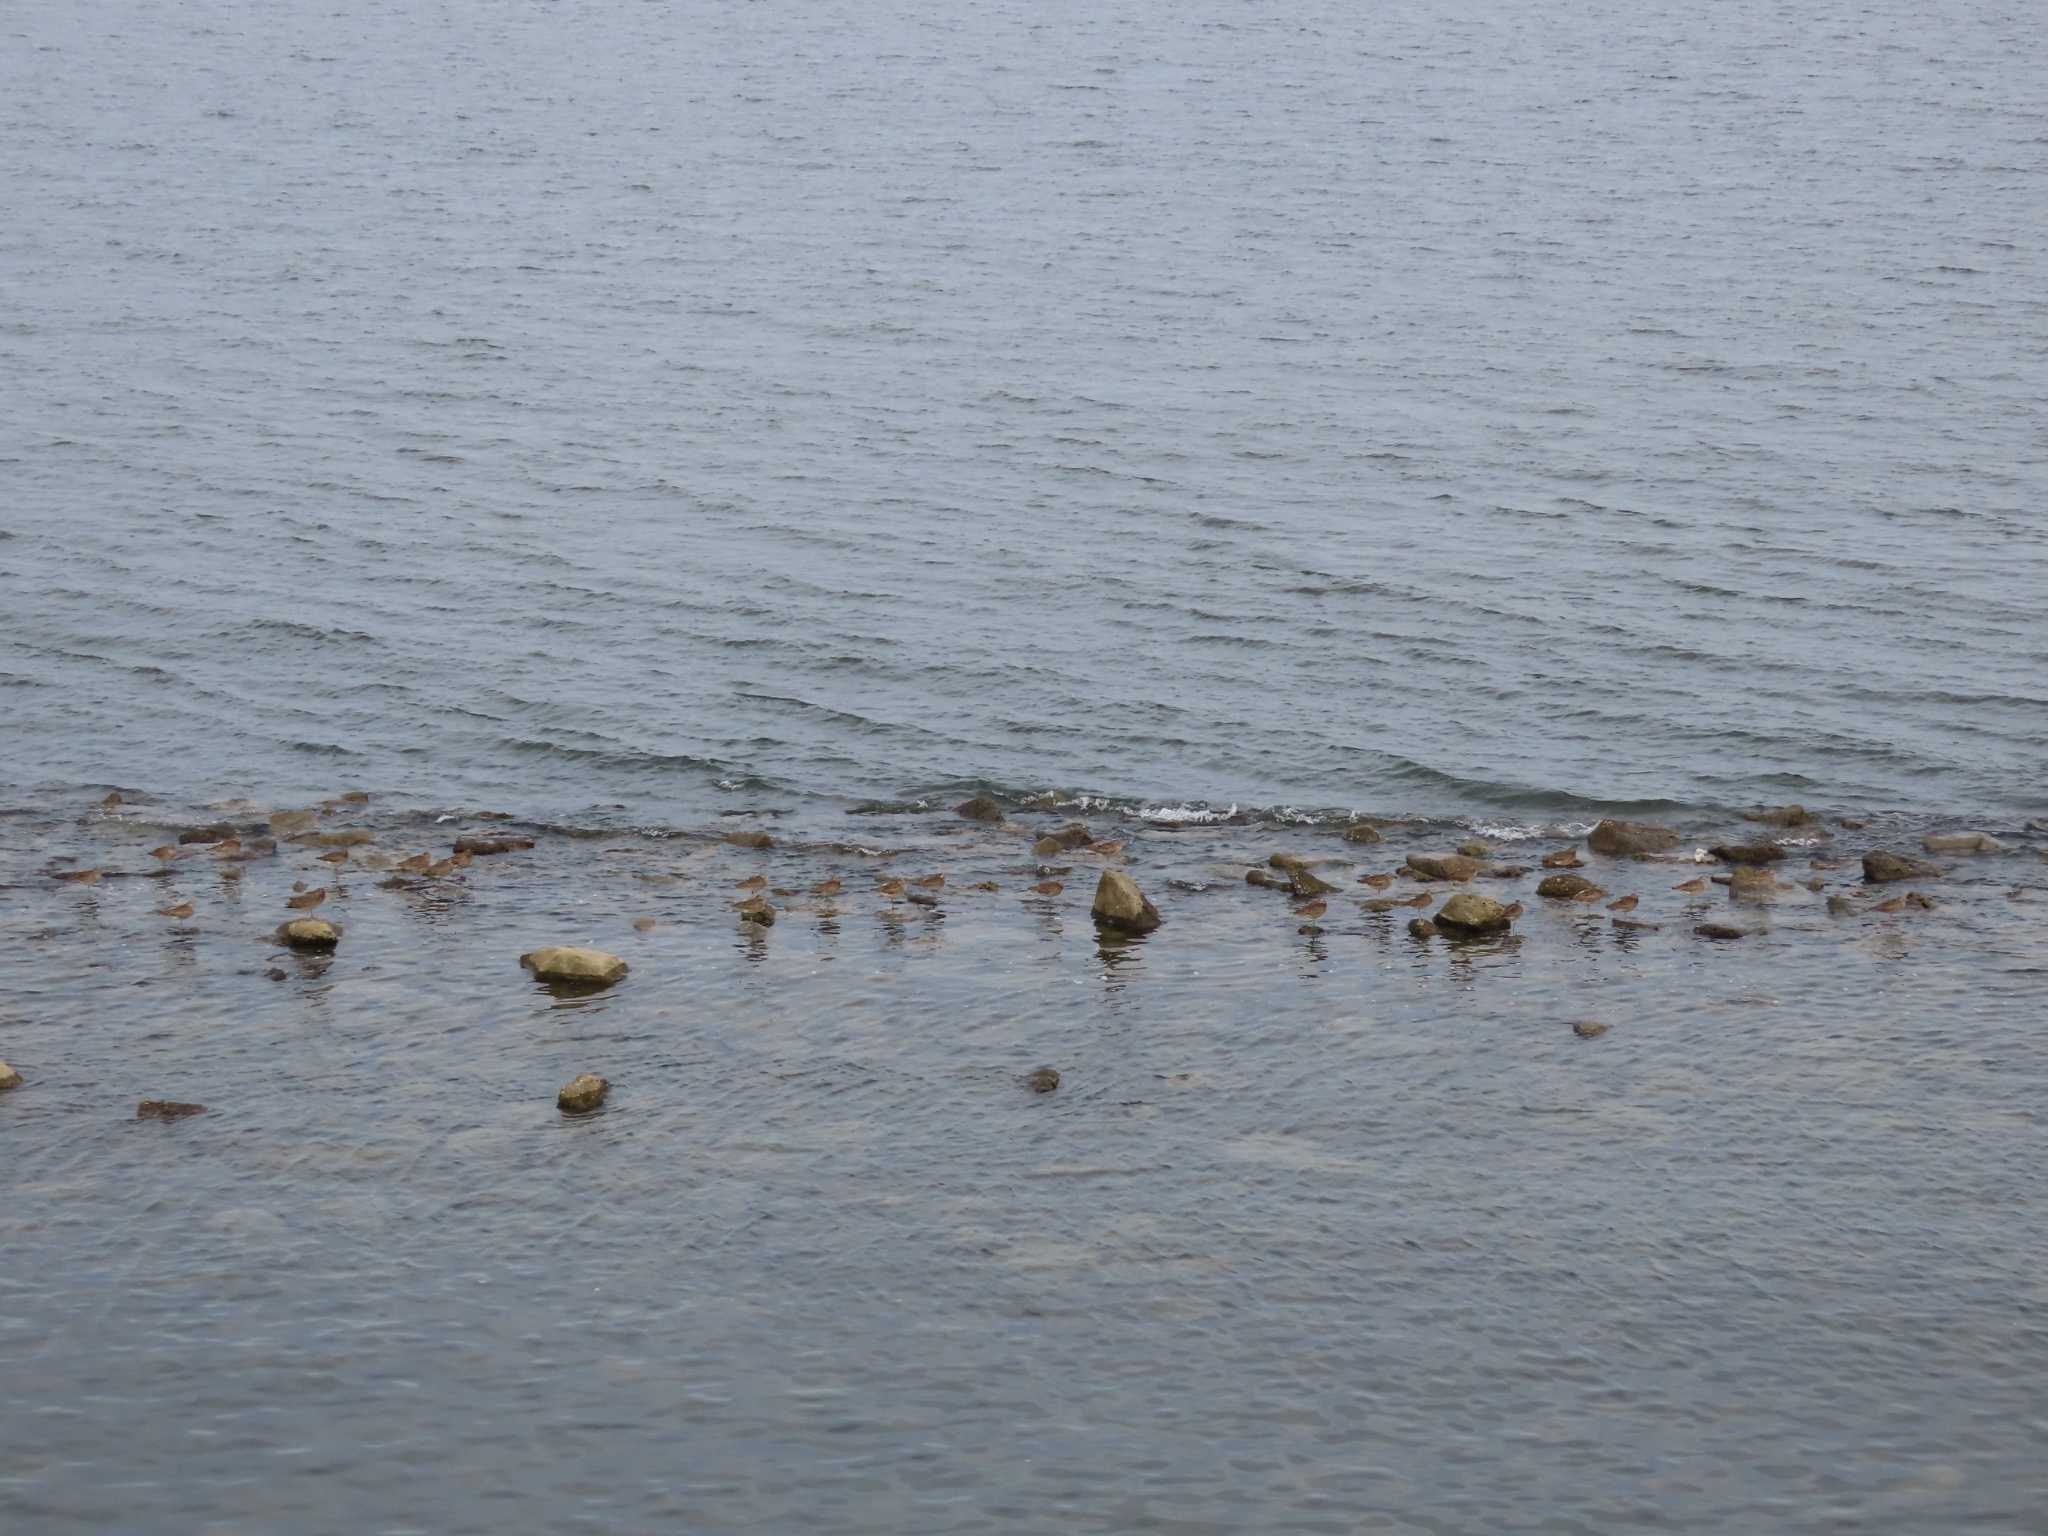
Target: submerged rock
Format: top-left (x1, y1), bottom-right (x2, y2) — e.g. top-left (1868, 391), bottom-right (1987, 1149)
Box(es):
top-left (1034, 822), bottom-right (1093, 852)
top-left (137, 1099), bottom-right (206, 1120)
top-left (453, 835), bottom-right (535, 856)
top-left (1864, 849), bottom-right (1942, 884)
top-left (1694, 922), bottom-right (1749, 940)
top-left (1341, 822), bottom-right (1384, 845)
top-left (1434, 892), bottom-right (1513, 934)
top-left (1456, 839), bottom-right (1490, 859)
top-left (725, 830), bottom-right (774, 850)
top-left (1405, 852), bottom-right (1480, 882)
top-left (1745, 804), bottom-right (1816, 827)
top-left (1922, 831), bottom-right (2005, 854)
top-left (557, 1074), bottom-right (610, 1114)
top-left (1826, 895), bottom-right (1857, 916)
top-left (955, 794), bottom-right (1003, 823)
top-left (519, 946), bottom-right (628, 985)
top-left (1536, 873), bottom-right (1603, 900)
top-left (1571, 1021), bottom-right (1610, 1039)
top-left (1588, 819), bottom-right (1680, 856)
top-left (0, 1060), bottom-right (21, 1091)
top-left (276, 918), bottom-right (340, 950)
top-left (1728, 867), bottom-right (1786, 903)
top-left (1091, 870), bottom-right (1161, 934)
top-left (1710, 843), bottom-right (1786, 866)
top-left (1610, 916), bottom-right (1662, 931)
top-left (296, 829), bottom-right (374, 848)
top-left (1024, 1066), bottom-right (1061, 1094)
top-left (1406, 918), bottom-right (1439, 940)
top-left (1246, 868), bottom-right (1291, 890)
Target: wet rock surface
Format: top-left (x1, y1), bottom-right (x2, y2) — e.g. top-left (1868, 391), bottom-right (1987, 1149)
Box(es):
top-left (1710, 843), bottom-right (1787, 866)
top-left (1588, 819), bottom-right (1680, 856)
top-left (1536, 873), bottom-right (1603, 900)
top-left (0, 1060), bottom-right (21, 1090)
top-left (277, 918), bottom-right (340, 950)
top-left (1434, 892), bottom-right (1513, 934)
top-left (1404, 852), bottom-right (1480, 882)
top-left (1865, 850), bottom-right (1943, 884)
top-left (136, 1099), bottom-right (206, 1120)
top-left (1090, 870), bottom-right (1161, 934)
top-left (557, 1073), bottom-right (610, 1114)
top-left (519, 946), bottom-right (629, 985)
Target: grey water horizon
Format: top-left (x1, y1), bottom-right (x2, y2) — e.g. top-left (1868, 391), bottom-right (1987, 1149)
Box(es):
top-left (5, 0), bottom-right (2048, 1531)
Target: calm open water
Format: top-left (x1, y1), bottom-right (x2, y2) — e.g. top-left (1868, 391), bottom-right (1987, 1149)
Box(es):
top-left (4, 0), bottom-right (2047, 1530)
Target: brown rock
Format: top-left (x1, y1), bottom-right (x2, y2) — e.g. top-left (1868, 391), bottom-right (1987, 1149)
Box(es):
top-left (1745, 804), bottom-right (1816, 827)
top-left (1610, 916), bottom-right (1662, 931)
top-left (1405, 852), bottom-right (1481, 882)
top-left (276, 918), bottom-right (340, 950)
top-left (519, 946), bottom-right (628, 985)
top-left (725, 830), bottom-right (774, 850)
top-left (0, 1060), bottom-right (21, 1090)
top-left (1035, 822), bottom-right (1093, 852)
top-left (1537, 873), bottom-right (1603, 900)
top-left (1341, 822), bottom-right (1384, 845)
top-left (1710, 843), bottom-right (1786, 865)
top-left (340, 791), bottom-right (370, 804)
top-left (1588, 819), bottom-right (1680, 856)
top-left (1571, 1021), bottom-right (1609, 1039)
top-left (1839, 816), bottom-right (1868, 830)
top-left (1456, 839), bottom-right (1490, 859)
top-left (1024, 1066), bottom-right (1061, 1094)
top-left (1694, 922), bottom-right (1748, 940)
top-left (1864, 849), bottom-right (1942, 884)
top-left (1826, 895), bottom-right (1857, 916)
top-left (296, 829), bottom-right (375, 849)
top-left (1406, 918), bottom-right (1439, 939)
top-left (179, 826), bottom-right (237, 845)
top-left (268, 808), bottom-right (319, 835)
top-left (1434, 892), bottom-right (1513, 934)
top-left (1091, 870), bottom-right (1161, 934)
top-left (1246, 868), bottom-right (1291, 890)
top-left (557, 1073), bottom-right (610, 1114)
top-left (1288, 866), bottom-right (1340, 899)
top-left (137, 1099), bottom-right (206, 1120)
top-left (955, 794), bottom-right (1003, 823)
top-left (453, 836), bottom-right (534, 856)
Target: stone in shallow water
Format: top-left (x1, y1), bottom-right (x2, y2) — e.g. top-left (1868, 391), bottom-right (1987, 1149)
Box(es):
top-left (1434, 892), bottom-right (1513, 934)
top-left (1090, 870), bottom-right (1161, 934)
top-left (1572, 1021), bottom-right (1609, 1039)
top-left (1710, 843), bottom-right (1786, 866)
top-left (1406, 917), bottom-right (1439, 940)
top-left (1745, 804), bottom-right (1816, 828)
top-left (295, 829), bottom-right (375, 848)
top-left (1922, 831), bottom-right (2004, 854)
top-left (1405, 852), bottom-right (1480, 882)
top-left (1341, 822), bottom-right (1384, 845)
top-left (1588, 819), bottom-right (1680, 856)
top-left (276, 918), bottom-right (340, 950)
top-left (1024, 1066), bottom-right (1060, 1094)
top-left (1864, 849), bottom-right (1943, 884)
top-left (1695, 922), bottom-right (1749, 940)
top-left (1537, 873), bottom-right (1603, 900)
top-left (725, 830), bottom-right (774, 850)
top-left (955, 794), bottom-right (1002, 823)
top-left (0, 1060), bottom-right (22, 1090)
top-left (558, 1074), bottom-right (609, 1114)
top-left (453, 836), bottom-right (535, 856)
top-left (519, 946), bottom-right (628, 985)
top-left (137, 1099), bottom-right (206, 1120)
top-left (1288, 865), bottom-right (1339, 899)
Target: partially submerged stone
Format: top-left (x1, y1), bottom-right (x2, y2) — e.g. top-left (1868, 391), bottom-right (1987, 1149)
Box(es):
top-left (1405, 852), bottom-right (1480, 882)
top-left (1406, 918), bottom-right (1439, 940)
top-left (1864, 849), bottom-right (1942, 884)
top-left (1610, 916), bottom-right (1662, 932)
top-left (1826, 895), bottom-right (1857, 916)
top-left (1024, 1066), bottom-right (1060, 1094)
top-left (1694, 922), bottom-right (1749, 940)
top-left (725, 830), bottom-right (774, 850)
top-left (955, 794), bottom-right (1003, 823)
top-left (1340, 822), bottom-right (1384, 845)
top-left (1728, 867), bottom-right (1786, 903)
top-left (519, 946), bottom-right (628, 985)
top-left (1035, 822), bottom-right (1093, 852)
top-left (1541, 848), bottom-right (1584, 869)
top-left (1710, 843), bottom-right (1786, 865)
top-left (558, 1074), bottom-right (609, 1114)
top-left (1536, 873), bottom-right (1604, 900)
top-left (1922, 831), bottom-right (2005, 854)
top-left (1745, 804), bottom-right (1816, 827)
top-left (0, 1060), bottom-right (21, 1091)
top-left (296, 829), bottom-right (375, 848)
top-left (1091, 870), bottom-right (1161, 934)
top-left (1434, 892), bottom-right (1513, 934)
top-left (1571, 1021), bottom-right (1609, 1039)
top-left (276, 917), bottom-right (340, 950)
top-left (1246, 867), bottom-right (1290, 890)
top-left (137, 1099), bottom-right (206, 1120)
top-left (1588, 819), bottom-right (1679, 856)
top-left (1288, 865), bottom-right (1339, 899)
top-left (453, 835), bottom-right (535, 856)
top-left (1456, 839), bottom-right (1490, 859)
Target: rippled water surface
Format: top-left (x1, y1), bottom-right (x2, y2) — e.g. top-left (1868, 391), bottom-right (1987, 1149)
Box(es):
top-left (4, 0), bottom-right (2047, 1529)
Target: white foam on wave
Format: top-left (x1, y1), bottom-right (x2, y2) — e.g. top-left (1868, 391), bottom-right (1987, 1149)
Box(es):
top-left (1139, 803), bottom-right (1239, 825)
top-left (1467, 820), bottom-right (1597, 842)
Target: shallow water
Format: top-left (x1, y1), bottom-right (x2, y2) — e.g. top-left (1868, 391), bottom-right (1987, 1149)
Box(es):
top-left (4, 0), bottom-right (2048, 1529)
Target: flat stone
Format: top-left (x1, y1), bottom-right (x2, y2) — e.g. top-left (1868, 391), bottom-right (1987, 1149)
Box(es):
top-left (520, 946), bottom-right (628, 985)
top-left (1405, 852), bottom-right (1480, 882)
top-left (1536, 873), bottom-right (1604, 900)
top-left (453, 836), bottom-right (535, 856)
top-left (1610, 917), bottom-right (1662, 931)
top-left (1091, 870), bottom-right (1161, 934)
top-left (1341, 822), bottom-right (1384, 844)
top-left (1024, 1066), bottom-right (1060, 1094)
top-left (1709, 843), bottom-right (1786, 865)
top-left (294, 829), bottom-right (375, 848)
top-left (1922, 831), bottom-right (2006, 854)
top-left (557, 1073), bottom-right (609, 1114)
top-left (955, 794), bottom-right (1003, 823)
top-left (1587, 819), bottom-right (1680, 856)
top-left (137, 1099), bottom-right (206, 1120)
top-left (1694, 922), bottom-right (1749, 940)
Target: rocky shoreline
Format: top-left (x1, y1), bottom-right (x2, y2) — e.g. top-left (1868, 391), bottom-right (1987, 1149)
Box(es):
top-left (3, 789), bottom-right (2042, 1118)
